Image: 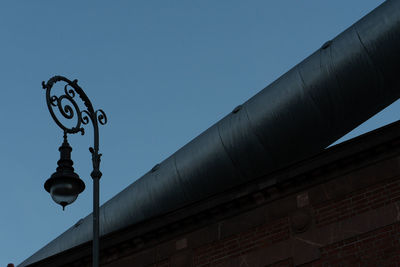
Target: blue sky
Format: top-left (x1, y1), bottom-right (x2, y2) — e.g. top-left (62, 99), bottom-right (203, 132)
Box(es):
top-left (0, 0), bottom-right (394, 265)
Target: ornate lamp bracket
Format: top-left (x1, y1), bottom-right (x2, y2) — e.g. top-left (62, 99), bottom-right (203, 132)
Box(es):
top-left (42, 75), bottom-right (107, 180)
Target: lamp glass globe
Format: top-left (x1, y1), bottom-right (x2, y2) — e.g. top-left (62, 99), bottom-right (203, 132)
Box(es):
top-left (50, 182), bottom-right (79, 210)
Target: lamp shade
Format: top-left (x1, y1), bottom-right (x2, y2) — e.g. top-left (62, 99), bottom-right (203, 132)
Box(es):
top-left (44, 135), bottom-right (85, 210)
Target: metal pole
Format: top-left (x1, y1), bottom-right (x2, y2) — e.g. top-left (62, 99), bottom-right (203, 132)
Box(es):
top-left (93, 177), bottom-right (100, 267)
top-left (91, 102), bottom-right (102, 267)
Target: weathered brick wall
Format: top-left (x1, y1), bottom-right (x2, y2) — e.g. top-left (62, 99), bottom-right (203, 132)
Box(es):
top-left (135, 156), bottom-right (400, 267)
top-left (193, 218), bottom-right (290, 267)
top-left (304, 223), bottom-right (400, 266)
top-left (314, 179), bottom-right (400, 227)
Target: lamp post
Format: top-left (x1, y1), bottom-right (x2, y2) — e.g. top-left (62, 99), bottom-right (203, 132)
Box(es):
top-left (41, 75), bottom-right (107, 267)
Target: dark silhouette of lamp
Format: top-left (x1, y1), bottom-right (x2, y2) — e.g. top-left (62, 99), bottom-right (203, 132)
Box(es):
top-left (44, 134), bottom-right (85, 210)
top-left (42, 75), bottom-right (106, 267)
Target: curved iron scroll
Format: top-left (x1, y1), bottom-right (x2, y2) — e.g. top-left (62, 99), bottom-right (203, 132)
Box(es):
top-left (42, 75), bottom-right (107, 174)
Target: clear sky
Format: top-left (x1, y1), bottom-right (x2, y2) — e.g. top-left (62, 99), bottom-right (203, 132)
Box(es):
top-left (1, 0), bottom-right (395, 265)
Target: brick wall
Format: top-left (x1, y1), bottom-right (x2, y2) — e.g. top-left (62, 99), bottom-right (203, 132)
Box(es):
top-left (140, 168), bottom-right (400, 266)
top-left (193, 218), bottom-right (290, 267)
top-left (305, 223), bottom-right (400, 267)
top-left (314, 179), bottom-right (400, 227)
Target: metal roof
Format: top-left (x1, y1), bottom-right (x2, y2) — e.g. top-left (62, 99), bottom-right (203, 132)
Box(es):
top-left (19, 0), bottom-right (400, 265)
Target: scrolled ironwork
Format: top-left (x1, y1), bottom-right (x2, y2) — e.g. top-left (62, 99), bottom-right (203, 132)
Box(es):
top-left (56, 95), bottom-right (78, 120)
top-left (64, 84), bottom-right (76, 98)
top-left (42, 76), bottom-right (108, 137)
top-left (81, 110), bottom-right (91, 125)
top-left (96, 109), bottom-right (107, 125)
top-left (50, 96), bottom-right (58, 107)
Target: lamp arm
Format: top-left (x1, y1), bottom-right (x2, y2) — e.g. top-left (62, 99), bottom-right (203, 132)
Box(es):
top-left (42, 75), bottom-right (107, 179)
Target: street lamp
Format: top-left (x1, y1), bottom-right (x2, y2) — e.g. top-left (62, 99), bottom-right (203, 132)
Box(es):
top-left (41, 75), bottom-right (107, 267)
